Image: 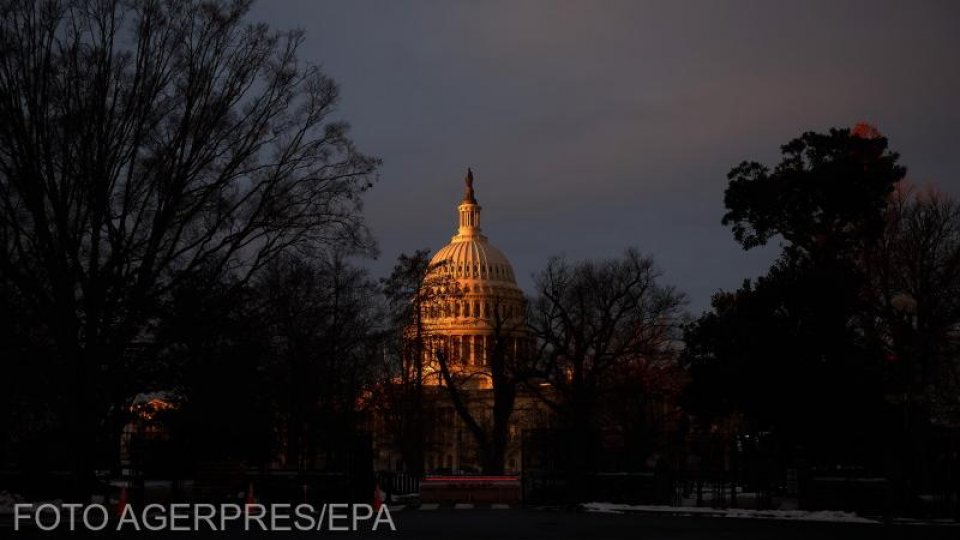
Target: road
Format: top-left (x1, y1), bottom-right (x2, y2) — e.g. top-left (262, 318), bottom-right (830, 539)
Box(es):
top-left (368, 508), bottom-right (956, 539)
top-left (4, 507), bottom-right (958, 539)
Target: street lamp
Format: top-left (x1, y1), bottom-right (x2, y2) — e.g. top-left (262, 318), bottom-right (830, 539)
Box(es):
top-left (890, 291), bottom-right (917, 516)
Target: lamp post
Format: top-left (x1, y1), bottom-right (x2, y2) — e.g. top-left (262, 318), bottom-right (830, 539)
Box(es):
top-left (890, 292), bottom-right (917, 515)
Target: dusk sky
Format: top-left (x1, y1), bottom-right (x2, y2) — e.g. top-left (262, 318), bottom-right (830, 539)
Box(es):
top-left (251, 0), bottom-right (960, 312)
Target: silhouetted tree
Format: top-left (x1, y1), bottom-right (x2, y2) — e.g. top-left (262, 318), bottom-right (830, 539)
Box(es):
top-left (0, 0), bottom-right (378, 488)
top-left (529, 248), bottom-right (686, 470)
top-left (376, 250), bottom-right (435, 475)
top-left (866, 187), bottom-right (960, 428)
top-left (376, 250), bottom-right (533, 475)
top-left (434, 292), bottom-right (531, 475)
top-left (151, 271), bottom-right (274, 469)
top-left (257, 253), bottom-right (382, 471)
top-left (723, 125), bottom-right (903, 256)
top-left (686, 125), bottom-right (906, 473)
top-left (0, 278), bottom-right (61, 468)
top-left (862, 186), bottom-right (960, 510)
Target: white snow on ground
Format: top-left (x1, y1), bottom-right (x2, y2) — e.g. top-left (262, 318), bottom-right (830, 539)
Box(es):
top-left (581, 502), bottom-right (878, 523)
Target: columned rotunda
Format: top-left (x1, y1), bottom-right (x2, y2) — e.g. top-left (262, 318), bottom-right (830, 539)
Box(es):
top-left (419, 168), bottom-right (527, 389)
top-left (373, 169), bottom-right (546, 475)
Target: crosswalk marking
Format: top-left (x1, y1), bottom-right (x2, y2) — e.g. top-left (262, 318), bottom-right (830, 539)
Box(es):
top-left (401, 503), bottom-right (514, 511)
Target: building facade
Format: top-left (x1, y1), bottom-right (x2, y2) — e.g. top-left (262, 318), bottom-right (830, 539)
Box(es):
top-left (373, 169), bottom-right (549, 475)
top-left (418, 168), bottom-right (528, 389)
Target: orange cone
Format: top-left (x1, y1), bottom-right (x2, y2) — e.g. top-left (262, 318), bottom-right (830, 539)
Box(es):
top-left (116, 485), bottom-right (128, 517)
top-left (245, 482), bottom-right (256, 512)
top-left (373, 481), bottom-right (385, 512)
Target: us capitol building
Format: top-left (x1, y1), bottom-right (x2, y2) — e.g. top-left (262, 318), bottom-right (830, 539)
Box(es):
top-left (373, 169), bottom-right (550, 475)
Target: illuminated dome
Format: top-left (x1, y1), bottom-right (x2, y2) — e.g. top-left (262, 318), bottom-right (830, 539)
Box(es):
top-left (419, 169), bottom-right (527, 387)
top-left (429, 241), bottom-right (515, 282)
top-left (426, 167), bottom-right (521, 291)
top-left (428, 226), bottom-right (517, 285)
top-left (373, 170), bottom-right (544, 477)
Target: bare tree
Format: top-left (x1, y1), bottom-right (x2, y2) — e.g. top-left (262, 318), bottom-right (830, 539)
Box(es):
top-left (528, 249), bottom-right (686, 466)
top-left (257, 252), bottom-right (381, 471)
top-left (0, 0), bottom-right (378, 486)
top-left (867, 186), bottom-right (960, 427)
top-left (376, 250), bottom-right (529, 475)
top-left (377, 250), bottom-right (457, 475)
top-left (433, 292), bottom-right (530, 475)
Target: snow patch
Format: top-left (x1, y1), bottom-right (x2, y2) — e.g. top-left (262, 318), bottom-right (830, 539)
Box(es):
top-left (581, 502), bottom-right (878, 523)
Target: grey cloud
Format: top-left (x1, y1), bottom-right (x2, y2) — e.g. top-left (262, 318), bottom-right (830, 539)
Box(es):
top-left (251, 0), bottom-right (960, 311)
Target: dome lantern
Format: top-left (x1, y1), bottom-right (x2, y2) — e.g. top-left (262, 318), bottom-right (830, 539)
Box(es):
top-left (457, 168), bottom-right (482, 238)
top-left (429, 168), bottom-right (517, 284)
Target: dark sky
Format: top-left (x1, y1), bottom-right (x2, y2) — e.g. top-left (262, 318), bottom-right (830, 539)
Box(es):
top-left (250, 0), bottom-right (960, 313)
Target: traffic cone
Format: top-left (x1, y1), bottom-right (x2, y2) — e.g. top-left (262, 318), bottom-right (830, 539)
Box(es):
top-left (116, 485), bottom-right (128, 517)
top-left (245, 482), bottom-right (256, 512)
top-left (373, 481), bottom-right (385, 512)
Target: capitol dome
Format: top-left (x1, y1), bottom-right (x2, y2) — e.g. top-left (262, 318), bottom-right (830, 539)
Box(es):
top-left (427, 169), bottom-right (518, 285)
top-left (429, 237), bottom-right (516, 284)
top-left (425, 168), bottom-right (523, 295)
top-left (419, 169), bottom-right (527, 385)
top-left (374, 169), bottom-right (543, 476)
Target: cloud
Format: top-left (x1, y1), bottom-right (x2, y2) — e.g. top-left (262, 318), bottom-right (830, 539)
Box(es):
top-left (250, 0), bottom-right (960, 310)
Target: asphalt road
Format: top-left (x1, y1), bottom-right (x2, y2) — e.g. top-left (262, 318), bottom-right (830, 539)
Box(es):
top-left (4, 508), bottom-right (959, 539)
top-left (371, 509), bottom-right (957, 540)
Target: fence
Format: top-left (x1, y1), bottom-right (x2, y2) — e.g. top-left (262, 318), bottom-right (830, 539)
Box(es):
top-left (519, 427), bottom-right (960, 519)
top-left (375, 470), bottom-right (421, 497)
